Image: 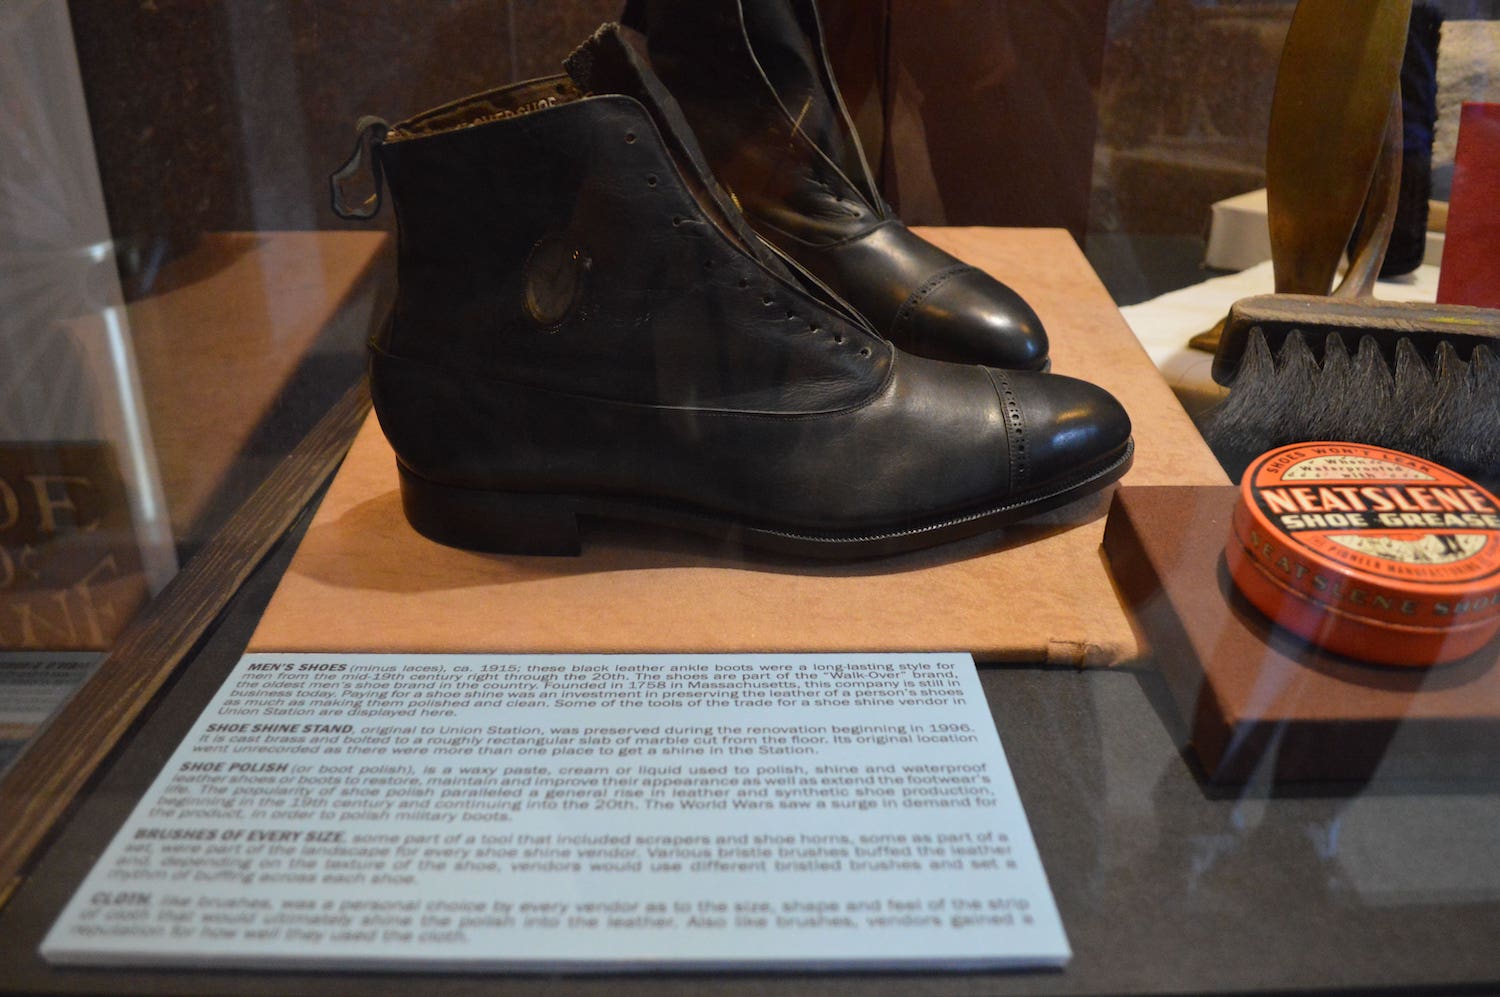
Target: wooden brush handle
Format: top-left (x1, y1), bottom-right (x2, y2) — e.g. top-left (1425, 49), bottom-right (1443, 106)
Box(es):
top-left (1212, 293), bottom-right (1500, 385)
top-left (1334, 90), bottom-right (1403, 301)
top-left (1267, 0), bottom-right (1412, 296)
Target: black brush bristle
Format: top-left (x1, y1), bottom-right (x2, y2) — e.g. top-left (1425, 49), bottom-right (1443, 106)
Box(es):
top-left (1203, 327), bottom-right (1500, 488)
top-left (1387, 338), bottom-right (1437, 455)
top-left (1264, 330), bottom-right (1322, 446)
top-left (1322, 333), bottom-right (1394, 447)
top-left (1444, 345), bottom-right (1500, 489)
top-left (1306, 332), bottom-right (1353, 440)
top-left (1419, 341), bottom-right (1470, 465)
top-left (1201, 328), bottom-right (1282, 480)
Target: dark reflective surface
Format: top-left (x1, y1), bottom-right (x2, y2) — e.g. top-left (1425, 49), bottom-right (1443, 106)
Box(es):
top-left (2, 2), bottom-right (1500, 992)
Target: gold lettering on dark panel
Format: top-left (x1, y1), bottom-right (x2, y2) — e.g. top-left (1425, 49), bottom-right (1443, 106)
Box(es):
top-left (0, 443), bottom-right (148, 651)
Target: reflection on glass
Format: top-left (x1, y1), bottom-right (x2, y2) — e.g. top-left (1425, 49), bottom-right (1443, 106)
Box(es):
top-left (0, 2), bottom-right (177, 767)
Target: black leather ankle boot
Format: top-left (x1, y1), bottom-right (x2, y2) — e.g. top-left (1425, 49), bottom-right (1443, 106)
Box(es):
top-left (336, 25), bottom-right (1130, 558)
top-left (620, 0), bottom-right (1051, 371)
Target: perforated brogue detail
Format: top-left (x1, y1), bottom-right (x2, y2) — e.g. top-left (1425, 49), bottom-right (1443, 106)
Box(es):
top-left (989, 367), bottom-right (1029, 490)
top-left (889, 263), bottom-right (975, 339)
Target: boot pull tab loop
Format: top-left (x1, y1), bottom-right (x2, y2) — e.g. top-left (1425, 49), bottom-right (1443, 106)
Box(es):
top-left (329, 115), bottom-right (390, 220)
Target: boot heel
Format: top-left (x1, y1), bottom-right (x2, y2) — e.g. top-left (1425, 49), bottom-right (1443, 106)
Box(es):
top-left (397, 465), bottom-right (582, 556)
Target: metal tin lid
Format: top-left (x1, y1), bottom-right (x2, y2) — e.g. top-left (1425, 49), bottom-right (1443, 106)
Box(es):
top-left (1225, 442), bottom-right (1500, 666)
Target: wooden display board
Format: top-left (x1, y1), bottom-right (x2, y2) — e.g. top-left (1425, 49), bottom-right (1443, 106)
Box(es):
top-left (249, 229), bottom-right (1227, 664)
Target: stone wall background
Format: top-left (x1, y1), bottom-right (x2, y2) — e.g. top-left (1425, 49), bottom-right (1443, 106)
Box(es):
top-left (1091, 0), bottom-right (1500, 238)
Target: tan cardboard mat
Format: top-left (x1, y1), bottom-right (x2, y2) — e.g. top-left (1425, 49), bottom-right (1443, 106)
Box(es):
top-left (250, 229), bottom-right (1227, 666)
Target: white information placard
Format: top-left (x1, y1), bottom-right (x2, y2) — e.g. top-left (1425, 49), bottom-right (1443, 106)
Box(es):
top-left (43, 652), bottom-right (1069, 971)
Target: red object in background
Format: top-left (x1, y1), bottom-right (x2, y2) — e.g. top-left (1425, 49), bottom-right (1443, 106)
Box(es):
top-left (1437, 102), bottom-right (1500, 308)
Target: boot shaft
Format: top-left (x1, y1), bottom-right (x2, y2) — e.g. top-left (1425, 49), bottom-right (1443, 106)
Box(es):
top-left (619, 3), bottom-right (1051, 371)
top-left (625, 0), bottom-right (887, 243)
top-left (374, 74), bottom-right (886, 415)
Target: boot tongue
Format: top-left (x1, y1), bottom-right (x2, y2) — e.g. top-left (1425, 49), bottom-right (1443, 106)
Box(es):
top-left (565, 24), bottom-right (794, 282)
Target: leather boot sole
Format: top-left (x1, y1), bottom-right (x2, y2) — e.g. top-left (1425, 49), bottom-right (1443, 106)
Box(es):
top-left (395, 440), bottom-right (1132, 560)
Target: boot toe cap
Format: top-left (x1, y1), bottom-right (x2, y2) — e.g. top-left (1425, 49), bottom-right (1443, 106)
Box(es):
top-left (897, 267), bottom-right (1050, 371)
top-left (995, 369), bottom-right (1132, 491)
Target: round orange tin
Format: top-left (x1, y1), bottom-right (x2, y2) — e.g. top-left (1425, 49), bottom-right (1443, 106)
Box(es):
top-left (1225, 442), bottom-right (1500, 666)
